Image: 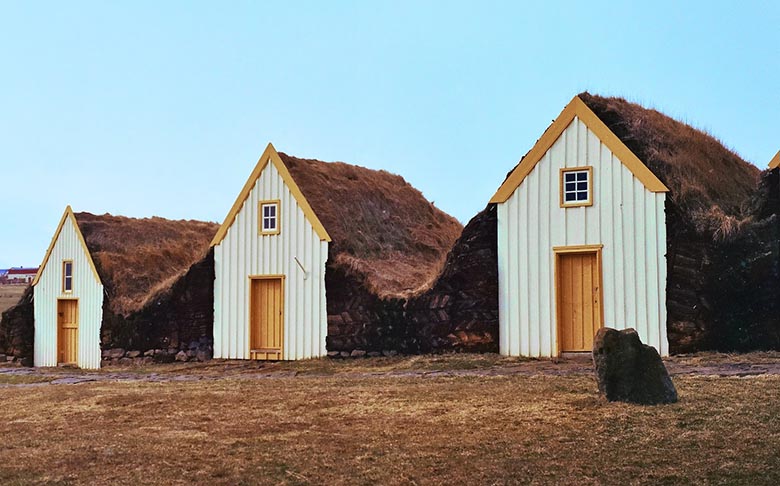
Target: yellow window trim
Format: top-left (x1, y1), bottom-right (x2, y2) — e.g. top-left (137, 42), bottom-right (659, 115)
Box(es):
top-left (32, 206), bottom-right (101, 287)
top-left (559, 166), bottom-right (594, 208)
top-left (490, 95), bottom-right (669, 204)
top-left (769, 150), bottom-right (780, 169)
top-left (210, 143), bottom-right (331, 246)
top-left (62, 260), bottom-right (74, 294)
top-left (258, 199), bottom-right (281, 236)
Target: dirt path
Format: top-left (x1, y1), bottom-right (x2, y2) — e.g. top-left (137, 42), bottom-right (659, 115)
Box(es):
top-left (1, 353), bottom-right (779, 387)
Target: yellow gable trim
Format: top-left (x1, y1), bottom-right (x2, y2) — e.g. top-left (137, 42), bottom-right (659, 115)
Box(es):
top-left (490, 96), bottom-right (669, 203)
top-left (210, 143), bottom-right (332, 246)
top-left (769, 151), bottom-right (780, 169)
top-left (32, 206), bottom-right (102, 287)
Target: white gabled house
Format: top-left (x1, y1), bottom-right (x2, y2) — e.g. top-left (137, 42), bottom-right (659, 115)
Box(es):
top-left (32, 206), bottom-right (104, 369)
top-left (491, 95), bottom-right (671, 357)
top-left (211, 143), bottom-right (331, 361)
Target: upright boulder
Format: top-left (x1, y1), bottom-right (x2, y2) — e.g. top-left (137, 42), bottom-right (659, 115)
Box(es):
top-left (592, 328), bottom-right (678, 405)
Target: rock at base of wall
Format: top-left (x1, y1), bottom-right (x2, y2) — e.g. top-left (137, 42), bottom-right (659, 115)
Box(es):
top-left (103, 348), bottom-right (126, 360)
top-left (175, 351), bottom-right (189, 362)
top-left (592, 328), bottom-right (678, 405)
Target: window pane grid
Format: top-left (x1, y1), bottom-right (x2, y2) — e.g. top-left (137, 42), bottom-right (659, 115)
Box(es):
top-left (562, 169), bottom-right (590, 204)
top-left (63, 261), bottom-right (73, 292)
top-left (261, 203), bottom-right (278, 232)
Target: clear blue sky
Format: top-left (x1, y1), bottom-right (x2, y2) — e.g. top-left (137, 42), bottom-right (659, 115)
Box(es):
top-left (1, 1), bottom-right (778, 268)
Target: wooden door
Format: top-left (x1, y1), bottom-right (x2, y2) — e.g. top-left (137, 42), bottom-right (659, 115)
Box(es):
top-left (57, 299), bottom-right (78, 365)
top-left (249, 277), bottom-right (284, 360)
top-left (556, 251), bottom-right (603, 352)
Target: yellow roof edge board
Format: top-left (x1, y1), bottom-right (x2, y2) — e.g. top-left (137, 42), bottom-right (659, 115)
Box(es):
top-left (768, 150), bottom-right (780, 169)
top-left (210, 142), bottom-right (332, 247)
top-left (489, 95), bottom-right (669, 204)
top-left (32, 205), bottom-right (102, 287)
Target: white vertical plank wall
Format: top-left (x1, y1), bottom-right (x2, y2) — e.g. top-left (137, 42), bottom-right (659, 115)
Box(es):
top-left (213, 162), bottom-right (328, 360)
top-left (498, 117), bottom-right (668, 357)
top-left (33, 216), bottom-right (103, 369)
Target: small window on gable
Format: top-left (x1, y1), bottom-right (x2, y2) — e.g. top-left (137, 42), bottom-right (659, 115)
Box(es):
top-left (63, 260), bottom-right (73, 293)
top-left (259, 201), bottom-right (280, 235)
top-left (560, 167), bottom-right (593, 207)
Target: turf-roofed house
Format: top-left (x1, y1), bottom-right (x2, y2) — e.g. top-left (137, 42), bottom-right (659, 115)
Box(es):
top-left (491, 93), bottom-right (764, 357)
top-left (211, 143), bottom-right (462, 360)
top-left (414, 93), bottom-right (765, 358)
top-left (10, 207), bottom-right (218, 369)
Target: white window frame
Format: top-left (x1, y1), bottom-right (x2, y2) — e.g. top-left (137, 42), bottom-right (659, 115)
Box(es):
top-left (258, 200), bottom-right (280, 235)
top-left (63, 260), bottom-right (73, 293)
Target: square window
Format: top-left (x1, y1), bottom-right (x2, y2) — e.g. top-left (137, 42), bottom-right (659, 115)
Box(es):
top-left (561, 167), bottom-right (592, 207)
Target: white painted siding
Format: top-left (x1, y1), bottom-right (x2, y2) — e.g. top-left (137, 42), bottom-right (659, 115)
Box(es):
top-left (214, 162), bottom-right (328, 360)
top-left (498, 117), bottom-right (668, 357)
top-left (33, 217), bottom-right (103, 369)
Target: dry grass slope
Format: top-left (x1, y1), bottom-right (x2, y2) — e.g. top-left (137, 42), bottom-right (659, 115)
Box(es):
top-left (74, 212), bottom-right (219, 316)
top-left (579, 92), bottom-right (760, 239)
top-left (0, 285), bottom-right (27, 315)
top-left (281, 153), bottom-right (463, 298)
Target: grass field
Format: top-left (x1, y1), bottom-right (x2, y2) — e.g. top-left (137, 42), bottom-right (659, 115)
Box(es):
top-left (0, 355), bottom-right (778, 485)
top-left (0, 284), bottom-right (26, 314)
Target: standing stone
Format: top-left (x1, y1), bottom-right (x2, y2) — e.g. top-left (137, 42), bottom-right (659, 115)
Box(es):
top-left (592, 328), bottom-right (678, 405)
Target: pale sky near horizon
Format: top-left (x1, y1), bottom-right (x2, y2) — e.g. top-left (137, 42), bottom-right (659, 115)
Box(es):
top-left (1, 1), bottom-right (778, 268)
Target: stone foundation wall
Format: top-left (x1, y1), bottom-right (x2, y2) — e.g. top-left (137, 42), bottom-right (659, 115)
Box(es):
top-left (325, 266), bottom-right (413, 354)
top-left (406, 205), bottom-right (499, 353)
top-left (0, 286), bottom-right (33, 365)
top-left (665, 204), bottom-right (714, 353)
top-left (100, 337), bottom-right (213, 366)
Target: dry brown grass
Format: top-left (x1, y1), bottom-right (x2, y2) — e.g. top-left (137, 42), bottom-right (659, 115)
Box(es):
top-left (0, 358), bottom-right (777, 485)
top-left (579, 93), bottom-right (760, 234)
top-left (74, 212), bottom-right (219, 316)
top-left (0, 285), bottom-right (27, 315)
top-left (281, 153), bottom-right (463, 298)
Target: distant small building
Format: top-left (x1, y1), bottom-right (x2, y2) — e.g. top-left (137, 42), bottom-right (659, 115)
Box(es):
top-left (5, 267), bottom-right (38, 283)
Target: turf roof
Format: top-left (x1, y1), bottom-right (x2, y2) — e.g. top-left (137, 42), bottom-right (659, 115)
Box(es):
top-left (74, 212), bottom-right (219, 316)
top-left (279, 153), bottom-right (463, 298)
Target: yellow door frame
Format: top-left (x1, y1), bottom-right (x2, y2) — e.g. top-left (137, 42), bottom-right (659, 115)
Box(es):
top-left (247, 275), bottom-right (285, 360)
top-left (553, 245), bottom-right (604, 355)
top-left (56, 297), bottom-right (79, 365)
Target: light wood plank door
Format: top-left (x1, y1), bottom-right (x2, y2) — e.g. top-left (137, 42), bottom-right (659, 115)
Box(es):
top-left (249, 277), bottom-right (284, 360)
top-left (57, 299), bottom-right (78, 365)
top-left (556, 251), bottom-right (603, 352)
